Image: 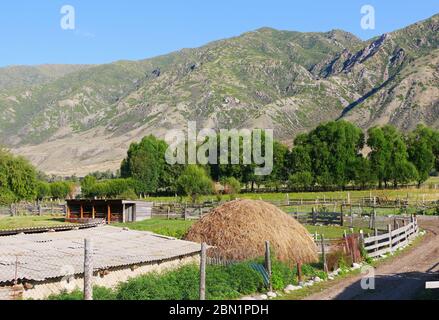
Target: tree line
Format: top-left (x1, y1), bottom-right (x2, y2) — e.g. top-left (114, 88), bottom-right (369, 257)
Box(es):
top-left (2, 121), bottom-right (438, 205)
top-left (0, 148), bottom-right (76, 205)
top-left (81, 122), bottom-right (439, 201)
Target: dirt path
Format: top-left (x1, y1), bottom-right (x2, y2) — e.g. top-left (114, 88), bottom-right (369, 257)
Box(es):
top-left (305, 216), bottom-right (439, 300)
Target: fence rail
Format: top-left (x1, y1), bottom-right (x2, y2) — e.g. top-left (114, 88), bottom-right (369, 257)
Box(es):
top-left (289, 211), bottom-right (343, 226)
top-left (362, 217), bottom-right (418, 258)
top-left (1, 202), bottom-right (66, 217)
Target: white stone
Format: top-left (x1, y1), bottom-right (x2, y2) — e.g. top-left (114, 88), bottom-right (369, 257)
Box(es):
top-left (260, 294), bottom-right (268, 300)
top-left (352, 263), bottom-right (361, 269)
top-left (267, 291), bottom-right (277, 298)
top-left (303, 280), bottom-right (314, 287)
top-left (313, 276), bottom-right (322, 282)
top-left (241, 296), bottom-right (256, 300)
top-left (285, 284), bottom-right (301, 292)
top-left (328, 276), bottom-right (334, 281)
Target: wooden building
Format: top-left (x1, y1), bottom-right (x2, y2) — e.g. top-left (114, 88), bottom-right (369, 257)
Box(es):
top-left (66, 200), bottom-right (153, 223)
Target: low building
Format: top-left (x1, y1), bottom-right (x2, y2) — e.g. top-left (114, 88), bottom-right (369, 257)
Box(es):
top-left (0, 226), bottom-right (201, 300)
top-left (66, 199), bottom-right (153, 223)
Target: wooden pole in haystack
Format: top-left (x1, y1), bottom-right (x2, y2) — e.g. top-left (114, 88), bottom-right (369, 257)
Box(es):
top-left (297, 262), bottom-right (303, 284)
top-left (265, 241), bottom-right (272, 291)
top-left (199, 242), bottom-right (207, 300)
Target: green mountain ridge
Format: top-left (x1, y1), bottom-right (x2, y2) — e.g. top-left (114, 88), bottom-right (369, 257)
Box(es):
top-left (1, 13), bottom-right (438, 176)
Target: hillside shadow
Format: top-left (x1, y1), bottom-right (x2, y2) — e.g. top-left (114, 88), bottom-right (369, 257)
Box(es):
top-left (337, 73), bottom-right (397, 120)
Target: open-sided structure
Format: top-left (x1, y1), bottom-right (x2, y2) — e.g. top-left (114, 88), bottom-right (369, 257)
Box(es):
top-left (66, 199), bottom-right (153, 223)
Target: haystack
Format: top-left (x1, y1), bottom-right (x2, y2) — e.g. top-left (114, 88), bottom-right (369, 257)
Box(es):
top-left (185, 199), bottom-right (318, 264)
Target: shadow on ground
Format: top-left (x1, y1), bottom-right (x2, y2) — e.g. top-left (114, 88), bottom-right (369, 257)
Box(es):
top-left (332, 271), bottom-right (439, 300)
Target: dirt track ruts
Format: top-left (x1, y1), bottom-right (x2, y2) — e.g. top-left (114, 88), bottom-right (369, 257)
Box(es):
top-left (305, 216), bottom-right (439, 300)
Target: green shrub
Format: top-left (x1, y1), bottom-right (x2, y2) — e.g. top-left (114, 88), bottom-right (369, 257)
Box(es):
top-left (48, 286), bottom-right (116, 300)
top-left (116, 262), bottom-right (265, 300)
top-left (271, 260), bottom-right (295, 290)
top-left (225, 262), bottom-right (265, 295)
top-left (47, 258), bottom-right (325, 300)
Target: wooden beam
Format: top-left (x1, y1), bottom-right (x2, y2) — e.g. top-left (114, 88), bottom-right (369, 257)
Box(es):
top-left (107, 204), bottom-right (111, 224)
top-left (80, 204), bottom-right (84, 219)
top-left (66, 205), bottom-right (71, 219)
top-left (92, 206), bottom-right (95, 219)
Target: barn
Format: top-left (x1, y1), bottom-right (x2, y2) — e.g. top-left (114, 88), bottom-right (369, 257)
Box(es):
top-left (66, 199), bottom-right (153, 223)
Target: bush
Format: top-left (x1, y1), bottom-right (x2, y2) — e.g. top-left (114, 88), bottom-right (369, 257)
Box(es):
top-left (116, 262), bottom-right (265, 300)
top-left (48, 286), bottom-right (116, 300)
top-left (47, 259), bottom-right (325, 300)
top-left (177, 166), bottom-right (213, 203)
top-left (271, 259), bottom-right (295, 290)
top-left (221, 177), bottom-right (241, 200)
top-left (0, 187), bottom-right (16, 205)
top-left (50, 181), bottom-right (72, 199)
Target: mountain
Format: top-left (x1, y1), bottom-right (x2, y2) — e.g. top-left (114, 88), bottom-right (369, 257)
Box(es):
top-left (1, 14), bottom-right (438, 176)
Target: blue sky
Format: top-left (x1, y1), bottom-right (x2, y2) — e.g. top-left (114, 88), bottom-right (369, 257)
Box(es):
top-left (0, 0), bottom-right (438, 67)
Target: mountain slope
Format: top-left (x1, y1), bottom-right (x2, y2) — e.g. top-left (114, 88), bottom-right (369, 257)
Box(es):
top-left (1, 13), bottom-right (438, 176)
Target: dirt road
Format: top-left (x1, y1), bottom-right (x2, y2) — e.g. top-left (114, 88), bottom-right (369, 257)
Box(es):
top-left (305, 216), bottom-right (439, 300)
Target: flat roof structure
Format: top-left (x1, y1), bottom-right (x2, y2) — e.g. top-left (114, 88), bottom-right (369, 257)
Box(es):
top-left (0, 225), bottom-right (201, 285)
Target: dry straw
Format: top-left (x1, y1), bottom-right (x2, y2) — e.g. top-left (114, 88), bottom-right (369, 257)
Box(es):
top-left (185, 199), bottom-right (318, 265)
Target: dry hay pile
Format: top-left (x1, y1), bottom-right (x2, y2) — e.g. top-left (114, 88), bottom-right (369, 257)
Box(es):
top-left (185, 199), bottom-right (318, 265)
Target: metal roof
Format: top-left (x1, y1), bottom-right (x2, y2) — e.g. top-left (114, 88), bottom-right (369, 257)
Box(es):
top-left (0, 226), bottom-right (201, 284)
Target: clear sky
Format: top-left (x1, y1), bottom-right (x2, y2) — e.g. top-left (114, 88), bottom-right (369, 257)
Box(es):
top-left (0, 0), bottom-right (438, 67)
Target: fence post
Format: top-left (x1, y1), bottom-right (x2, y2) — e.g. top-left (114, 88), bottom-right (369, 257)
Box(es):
top-left (321, 235), bottom-right (328, 274)
top-left (404, 221), bottom-right (409, 244)
top-left (387, 224), bottom-right (393, 254)
top-left (83, 238), bottom-right (93, 301)
top-left (265, 241), bottom-right (272, 292)
top-left (297, 262), bottom-right (303, 284)
top-left (200, 242), bottom-right (207, 300)
top-left (374, 228), bottom-right (378, 256)
top-left (359, 230), bottom-right (364, 249)
top-left (340, 204), bottom-right (344, 226)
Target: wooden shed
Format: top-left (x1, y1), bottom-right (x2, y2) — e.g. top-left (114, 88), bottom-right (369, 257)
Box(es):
top-left (66, 199), bottom-right (153, 224)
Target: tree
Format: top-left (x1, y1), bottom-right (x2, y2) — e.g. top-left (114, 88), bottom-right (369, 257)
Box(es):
top-left (367, 126), bottom-right (391, 188)
top-left (121, 135), bottom-right (169, 194)
top-left (288, 172), bottom-right (313, 191)
top-left (221, 177), bottom-right (241, 200)
top-left (368, 125), bottom-right (418, 188)
top-left (407, 125), bottom-right (436, 186)
top-left (287, 145), bottom-right (312, 174)
top-left (50, 181), bottom-right (71, 200)
top-left (81, 175), bottom-right (97, 197)
top-left (266, 141), bottom-right (289, 191)
top-left (177, 166), bottom-right (213, 203)
top-left (0, 149), bottom-right (38, 203)
top-left (349, 157), bottom-right (377, 189)
top-left (292, 121), bottom-right (364, 189)
top-left (36, 181), bottom-right (51, 200)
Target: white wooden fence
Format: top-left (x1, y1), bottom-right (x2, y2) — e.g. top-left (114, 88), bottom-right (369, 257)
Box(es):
top-left (363, 217), bottom-right (419, 258)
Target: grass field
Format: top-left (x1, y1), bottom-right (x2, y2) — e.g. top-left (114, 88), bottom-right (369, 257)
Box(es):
top-left (145, 187), bottom-right (439, 203)
top-left (113, 219), bottom-right (194, 239)
top-left (425, 176), bottom-right (439, 186)
top-left (0, 215), bottom-right (70, 230)
top-left (114, 218), bottom-right (366, 239)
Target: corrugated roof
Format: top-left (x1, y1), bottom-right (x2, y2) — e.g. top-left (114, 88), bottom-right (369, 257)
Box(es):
top-left (0, 226), bottom-right (201, 284)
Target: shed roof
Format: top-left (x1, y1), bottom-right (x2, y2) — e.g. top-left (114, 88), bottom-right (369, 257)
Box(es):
top-left (0, 226), bottom-right (200, 284)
